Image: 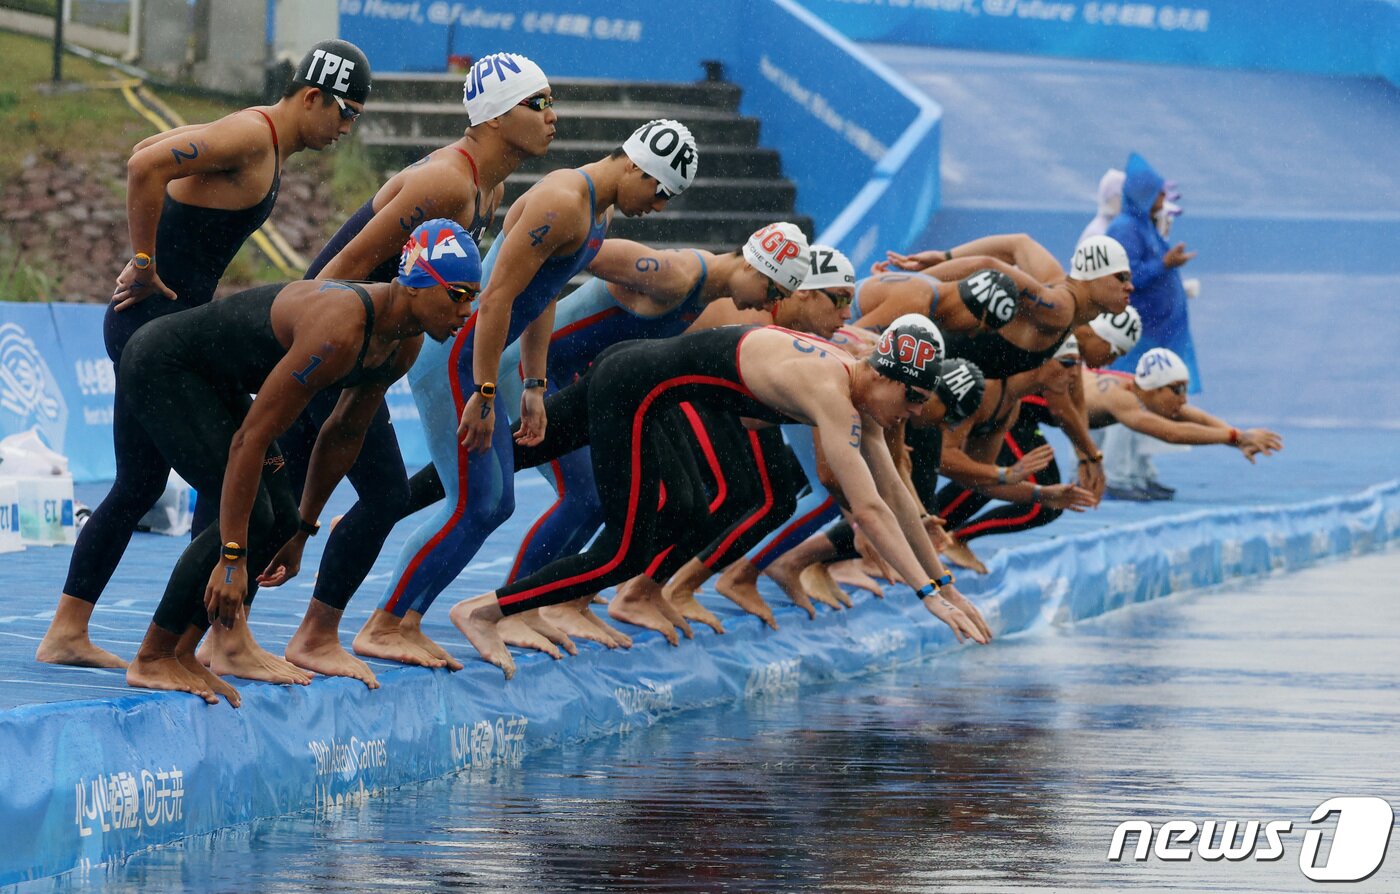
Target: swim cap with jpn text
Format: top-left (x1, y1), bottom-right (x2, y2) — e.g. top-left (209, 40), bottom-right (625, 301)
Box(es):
top-left (623, 119), bottom-right (699, 197)
top-left (1070, 235), bottom-right (1131, 281)
top-left (743, 222), bottom-right (810, 291)
top-left (870, 313), bottom-right (944, 391)
top-left (1134, 347), bottom-right (1190, 390)
top-left (398, 219), bottom-right (482, 288)
top-left (462, 53), bottom-right (549, 125)
top-left (293, 39), bottom-right (372, 104)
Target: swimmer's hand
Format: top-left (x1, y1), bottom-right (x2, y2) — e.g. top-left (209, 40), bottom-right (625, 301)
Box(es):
top-left (514, 387), bottom-right (547, 447)
top-left (941, 583), bottom-right (993, 643)
top-left (1076, 457), bottom-right (1106, 503)
top-left (257, 536), bottom-right (306, 587)
top-left (922, 591), bottom-right (988, 644)
top-left (112, 257), bottom-right (177, 311)
top-left (1237, 428), bottom-right (1284, 463)
top-left (1009, 444), bottom-right (1055, 483)
top-left (922, 513), bottom-right (954, 551)
top-left (871, 249), bottom-right (949, 275)
top-left (1040, 483), bottom-right (1097, 512)
top-left (458, 391), bottom-right (494, 453)
top-left (205, 562), bottom-right (246, 629)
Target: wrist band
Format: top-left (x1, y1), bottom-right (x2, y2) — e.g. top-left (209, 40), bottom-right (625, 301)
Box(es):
top-left (477, 382), bottom-right (497, 398)
top-left (1032, 484), bottom-right (1043, 503)
top-left (298, 517), bottom-right (320, 537)
top-left (933, 572), bottom-right (954, 588)
top-left (1078, 452), bottom-right (1104, 465)
top-left (132, 252), bottom-right (152, 270)
top-left (915, 581), bottom-right (941, 599)
top-left (1228, 428), bottom-right (1240, 445)
top-left (943, 249), bottom-right (954, 261)
top-left (222, 541), bottom-right (247, 561)
top-left (522, 377), bottom-right (547, 390)
top-left (996, 466), bottom-right (1008, 485)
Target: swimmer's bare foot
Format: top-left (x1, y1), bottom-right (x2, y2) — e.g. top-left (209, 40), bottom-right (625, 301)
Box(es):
top-left (715, 560), bottom-right (778, 630)
top-left (663, 574), bottom-right (724, 635)
top-left (764, 557), bottom-right (818, 619)
top-left (516, 608), bottom-right (578, 656)
top-left (126, 626), bottom-right (218, 703)
top-left (801, 562), bottom-right (854, 609)
top-left (353, 609), bottom-right (446, 668)
top-left (609, 576), bottom-right (680, 646)
top-left (202, 619), bottom-right (312, 685)
top-left (449, 594), bottom-right (515, 679)
top-left (641, 577), bottom-right (693, 640)
top-left (578, 597), bottom-right (633, 648)
top-left (399, 611), bottom-right (463, 671)
top-left (36, 595), bottom-right (128, 668)
top-left (286, 601), bottom-right (380, 689)
top-left (176, 649), bottom-right (241, 707)
top-left (940, 538), bottom-right (988, 575)
top-left (540, 601), bottom-right (618, 647)
top-left (499, 615), bottom-right (562, 658)
top-left (828, 559), bottom-right (886, 598)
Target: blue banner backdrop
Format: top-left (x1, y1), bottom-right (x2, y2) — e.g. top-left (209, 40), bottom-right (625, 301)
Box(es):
top-left (799, 0), bottom-right (1400, 85)
top-left (0, 303), bottom-right (431, 484)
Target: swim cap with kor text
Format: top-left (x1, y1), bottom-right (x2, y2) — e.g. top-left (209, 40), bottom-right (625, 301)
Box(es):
top-left (623, 118), bottom-right (699, 197)
top-left (1087, 306), bottom-right (1142, 356)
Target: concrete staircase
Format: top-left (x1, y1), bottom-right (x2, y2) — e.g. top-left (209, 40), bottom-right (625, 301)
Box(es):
top-left (361, 73), bottom-right (811, 253)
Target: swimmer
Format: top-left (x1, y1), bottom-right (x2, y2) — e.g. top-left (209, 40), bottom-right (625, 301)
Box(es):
top-left (39, 39), bottom-right (372, 669)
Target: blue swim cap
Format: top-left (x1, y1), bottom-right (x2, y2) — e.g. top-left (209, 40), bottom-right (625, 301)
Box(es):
top-left (398, 219), bottom-right (482, 289)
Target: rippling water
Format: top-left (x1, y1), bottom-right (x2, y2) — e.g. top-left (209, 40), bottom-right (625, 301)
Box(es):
top-left (35, 550), bottom-right (1400, 893)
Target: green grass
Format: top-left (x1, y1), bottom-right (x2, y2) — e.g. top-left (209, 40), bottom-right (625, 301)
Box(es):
top-left (0, 235), bottom-right (60, 301)
top-left (0, 0), bottom-right (58, 16)
top-left (0, 30), bottom-right (238, 179)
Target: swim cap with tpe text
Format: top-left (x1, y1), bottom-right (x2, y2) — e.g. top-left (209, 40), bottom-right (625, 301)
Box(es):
top-left (623, 119), bottom-right (699, 197)
top-left (399, 219), bottom-right (482, 288)
top-left (293, 39), bottom-right (372, 104)
top-left (743, 222), bottom-right (810, 291)
top-left (1070, 235), bottom-right (1131, 281)
top-left (870, 313), bottom-right (944, 391)
top-left (462, 53), bottom-right (549, 125)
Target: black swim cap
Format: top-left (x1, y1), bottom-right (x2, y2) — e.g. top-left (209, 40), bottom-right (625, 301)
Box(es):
top-left (933, 358), bottom-right (985, 424)
top-left (869, 313), bottom-right (944, 391)
top-left (957, 269), bottom-right (1018, 330)
top-left (293, 39), bottom-right (372, 104)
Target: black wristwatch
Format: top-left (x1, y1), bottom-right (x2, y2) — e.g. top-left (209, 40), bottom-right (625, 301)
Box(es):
top-left (522, 377), bottom-right (547, 390)
top-left (477, 382), bottom-right (497, 398)
top-left (222, 541), bottom-right (247, 561)
top-left (298, 517), bottom-right (320, 537)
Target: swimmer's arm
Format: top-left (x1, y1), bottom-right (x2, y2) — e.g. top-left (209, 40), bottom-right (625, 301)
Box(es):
top-left (299, 343), bottom-right (421, 529)
top-left (131, 122), bottom-right (205, 153)
top-left (945, 233), bottom-right (1066, 281)
top-left (1043, 370), bottom-right (1099, 461)
top-left (471, 186), bottom-right (583, 388)
top-left (585, 240), bottom-right (695, 302)
top-left (1174, 404), bottom-right (1229, 429)
top-left (812, 428), bottom-right (848, 509)
top-left (219, 328), bottom-right (360, 549)
top-left (937, 417), bottom-right (1012, 488)
top-left (125, 114), bottom-right (268, 259)
top-left (852, 280), bottom-right (936, 330)
top-left (319, 176), bottom-right (471, 280)
top-left (858, 414), bottom-right (954, 583)
top-left (1111, 399), bottom-right (1240, 445)
top-left (957, 258), bottom-right (1071, 330)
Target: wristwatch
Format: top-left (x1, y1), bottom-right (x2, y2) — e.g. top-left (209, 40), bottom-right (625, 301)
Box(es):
top-left (132, 252), bottom-right (152, 270)
top-left (298, 517), bottom-right (320, 537)
top-left (522, 377), bottom-right (547, 390)
top-left (477, 382), bottom-right (497, 398)
top-left (222, 541), bottom-right (247, 561)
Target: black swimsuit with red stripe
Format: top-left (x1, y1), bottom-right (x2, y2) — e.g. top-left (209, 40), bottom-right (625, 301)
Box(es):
top-left (496, 326), bottom-right (791, 614)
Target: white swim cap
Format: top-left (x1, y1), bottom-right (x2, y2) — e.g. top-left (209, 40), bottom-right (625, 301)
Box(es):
top-left (462, 53), bottom-right (549, 125)
top-left (623, 119), bottom-right (699, 197)
top-left (743, 222), bottom-right (810, 291)
top-left (803, 244), bottom-right (855, 290)
top-left (1069, 235), bottom-right (1131, 282)
top-left (1088, 306), bottom-right (1142, 356)
top-left (1134, 347), bottom-right (1190, 390)
top-left (1053, 334), bottom-right (1081, 361)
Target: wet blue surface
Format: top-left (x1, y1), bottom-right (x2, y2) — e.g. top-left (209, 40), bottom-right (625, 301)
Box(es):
top-left (20, 548), bottom-right (1399, 893)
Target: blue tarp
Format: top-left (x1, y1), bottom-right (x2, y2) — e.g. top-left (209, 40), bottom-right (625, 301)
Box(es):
top-left (3, 478), bottom-right (1397, 885)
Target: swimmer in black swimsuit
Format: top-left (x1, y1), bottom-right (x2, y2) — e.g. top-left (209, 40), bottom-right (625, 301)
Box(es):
top-left (120, 219), bottom-right (479, 704)
top-left (39, 40), bottom-right (372, 671)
